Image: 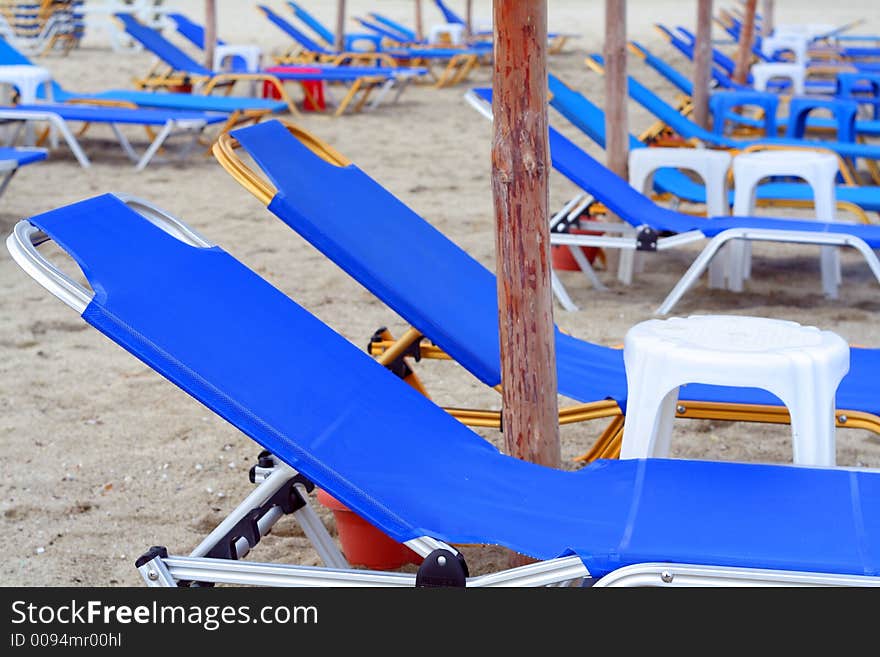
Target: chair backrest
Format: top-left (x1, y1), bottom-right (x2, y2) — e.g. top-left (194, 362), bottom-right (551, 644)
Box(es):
top-left (545, 75), bottom-right (709, 205)
top-left (368, 12), bottom-right (417, 42)
top-left (590, 54), bottom-right (729, 146)
top-left (231, 120), bottom-right (632, 406)
top-left (258, 4), bottom-right (332, 55)
top-left (287, 1), bottom-right (335, 45)
top-left (433, 0), bottom-right (465, 26)
top-left (355, 17), bottom-right (406, 43)
top-left (167, 12), bottom-right (223, 49)
top-left (114, 12), bottom-right (212, 76)
top-left (629, 41), bottom-right (694, 96)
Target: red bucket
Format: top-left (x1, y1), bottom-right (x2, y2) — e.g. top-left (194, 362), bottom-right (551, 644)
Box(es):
top-left (551, 228), bottom-right (603, 271)
top-left (317, 489), bottom-right (422, 570)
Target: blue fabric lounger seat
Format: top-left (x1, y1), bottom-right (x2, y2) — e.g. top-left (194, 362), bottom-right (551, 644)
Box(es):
top-left (223, 119), bottom-right (880, 432)
top-left (0, 104), bottom-right (226, 170)
top-left (13, 193), bottom-right (880, 586)
top-left (546, 74), bottom-right (880, 214)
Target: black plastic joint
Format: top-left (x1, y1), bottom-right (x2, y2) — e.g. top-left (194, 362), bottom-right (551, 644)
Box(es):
top-left (135, 545), bottom-right (168, 569)
top-left (415, 549), bottom-right (469, 588)
top-left (636, 225), bottom-right (659, 252)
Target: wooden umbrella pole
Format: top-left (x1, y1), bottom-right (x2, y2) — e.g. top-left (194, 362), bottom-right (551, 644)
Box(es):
top-left (415, 0), bottom-right (424, 42)
top-left (761, 0), bottom-right (774, 36)
top-left (465, 0), bottom-right (474, 37)
top-left (492, 0), bottom-right (560, 469)
top-left (733, 0), bottom-right (758, 84)
top-left (693, 0), bottom-right (713, 129)
top-left (604, 0), bottom-right (628, 180)
top-left (335, 0), bottom-right (347, 52)
top-left (204, 0), bottom-right (217, 71)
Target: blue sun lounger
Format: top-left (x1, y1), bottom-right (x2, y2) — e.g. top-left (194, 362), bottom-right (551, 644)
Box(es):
top-left (628, 41), bottom-right (880, 139)
top-left (214, 119), bottom-right (880, 451)
top-left (0, 35), bottom-right (290, 123)
top-left (545, 72), bottom-right (880, 217)
top-left (0, 103), bottom-right (226, 170)
top-left (469, 87), bottom-right (880, 312)
top-left (258, 4), bottom-right (481, 88)
top-left (587, 54), bottom-right (880, 177)
top-left (10, 193), bottom-right (880, 587)
top-left (286, 1), bottom-right (383, 52)
top-left (116, 12), bottom-right (419, 115)
top-left (366, 12), bottom-right (419, 42)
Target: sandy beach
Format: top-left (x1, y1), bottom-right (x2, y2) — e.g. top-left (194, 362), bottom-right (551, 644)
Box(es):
top-left (2, 0), bottom-right (880, 585)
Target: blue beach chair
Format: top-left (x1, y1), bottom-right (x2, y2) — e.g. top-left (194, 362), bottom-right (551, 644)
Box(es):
top-left (468, 87), bottom-right (880, 312)
top-left (10, 193), bottom-right (880, 587)
top-left (115, 12), bottom-right (418, 116)
top-left (0, 103), bottom-right (226, 170)
top-left (586, 54), bottom-right (880, 184)
top-left (285, 1), bottom-right (383, 52)
top-left (0, 35), bottom-right (289, 131)
top-left (628, 41), bottom-right (880, 140)
top-left (258, 4), bottom-right (481, 89)
top-left (546, 72), bottom-right (880, 221)
top-left (213, 119), bottom-right (880, 458)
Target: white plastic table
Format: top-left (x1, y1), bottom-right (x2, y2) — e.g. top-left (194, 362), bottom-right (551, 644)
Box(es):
top-left (0, 65), bottom-right (52, 145)
top-left (628, 148), bottom-right (732, 288)
top-left (731, 149), bottom-right (840, 297)
top-left (214, 45), bottom-right (263, 74)
top-left (620, 315), bottom-right (849, 466)
top-left (750, 62), bottom-right (806, 95)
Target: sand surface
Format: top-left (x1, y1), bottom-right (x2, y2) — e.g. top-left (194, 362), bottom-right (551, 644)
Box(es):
top-left (2, 0), bottom-right (880, 585)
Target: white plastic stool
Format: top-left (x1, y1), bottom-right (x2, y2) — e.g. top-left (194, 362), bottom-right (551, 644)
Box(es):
top-left (214, 45), bottom-right (263, 74)
top-left (628, 148), bottom-right (732, 288)
top-left (731, 149), bottom-right (840, 297)
top-left (428, 23), bottom-right (466, 46)
top-left (761, 34), bottom-right (809, 66)
top-left (750, 62), bottom-right (806, 95)
top-left (620, 315), bottom-right (849, 466)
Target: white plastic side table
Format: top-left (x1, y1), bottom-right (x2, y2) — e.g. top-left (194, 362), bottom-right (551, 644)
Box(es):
top-left (0, 65), bottom-right (53, 145)
top-left (761, 34), bottom-right (809, 66)
top-left (428, 23), bottom-right (466, 46)
top-left (620, 315), bottom-right (849, 466)
top-left (731, 149), bottom-right (840, 297)
top-left (214, 45), bottom-right (263, 74)
top-left (628, 148), bottom-right (732, 288)
top-left (750, 62), bottom-right (806, 95)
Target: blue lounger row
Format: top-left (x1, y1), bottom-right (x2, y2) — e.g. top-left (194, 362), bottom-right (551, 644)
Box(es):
top-left (220, 119), bottom-right (880, 429)
top-left (10, 193), bottom-right (880, 586)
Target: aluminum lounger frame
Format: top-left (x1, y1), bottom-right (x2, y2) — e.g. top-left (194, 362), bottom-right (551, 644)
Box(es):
top-left (10, 198), bottom-right (880, 588)
top-left (0, 109), bottom-right (208, 170)
top-left (212, 123), bottom-right (880, 467)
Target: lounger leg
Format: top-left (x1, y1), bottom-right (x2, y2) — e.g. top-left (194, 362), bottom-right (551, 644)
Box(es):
top-left (109, 123), bottom-right (141, 164)
top-left (567, 244), bottom-right (607, 291)
top-left (550, 270), bottom-right (579, 312)
top-left (0, 166), bottom-right (16, 198)
top-left (190, 457), bottom-right (347, 569)
top-left (656, 234), bottom-right (730, 315)
top-left (368, 78), bottom-right (396, 110)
